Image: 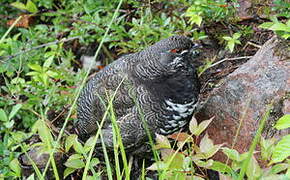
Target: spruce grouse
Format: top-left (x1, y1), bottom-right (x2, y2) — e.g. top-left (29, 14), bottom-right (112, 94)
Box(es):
top-left (76, 35), bottom-right (201, 151)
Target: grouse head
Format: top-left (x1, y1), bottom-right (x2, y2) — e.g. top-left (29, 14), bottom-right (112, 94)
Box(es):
top-left (134, 35), bottom-right (201, 81)
top-left (141, 35), bottom-right (196, 55)
top-left (158, 43), bottom-right (200, 74)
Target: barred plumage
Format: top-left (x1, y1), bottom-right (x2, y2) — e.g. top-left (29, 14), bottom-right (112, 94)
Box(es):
top-left (75, 35), bottom-right (201, 151)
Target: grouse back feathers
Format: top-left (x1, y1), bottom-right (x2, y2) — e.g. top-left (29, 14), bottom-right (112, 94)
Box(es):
top-left (76, 35), bottom-right (201, 150)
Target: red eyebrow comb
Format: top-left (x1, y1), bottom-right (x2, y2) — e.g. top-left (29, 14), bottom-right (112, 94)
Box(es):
top-left (170, 49), bottom-right (180, 53)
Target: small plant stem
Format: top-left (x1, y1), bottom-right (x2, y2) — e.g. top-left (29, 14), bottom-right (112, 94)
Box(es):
top-left (0, 16), bottom-right (22, 44)
top-left (238, 104), bottom-right (272, 180)
top-left (100, 131), bottom-right (114, 180)
top-left (110, 103), bottom-right (122, 179)
top-left (135, 102), bottom-right (161, 174)
top-left (141, 159), bottom-right (146, 180)
top-left (110, 102), bottom-right (130, 179)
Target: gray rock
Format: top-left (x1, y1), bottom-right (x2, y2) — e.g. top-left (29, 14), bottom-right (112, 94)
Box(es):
top-left (197, 37), bottom-right (290, 161)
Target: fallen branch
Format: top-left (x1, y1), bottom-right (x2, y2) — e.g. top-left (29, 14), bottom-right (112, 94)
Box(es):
top-left (242, 41), bottom-right (262, 50)
top-left (209, 56), bottom-right (253, 68)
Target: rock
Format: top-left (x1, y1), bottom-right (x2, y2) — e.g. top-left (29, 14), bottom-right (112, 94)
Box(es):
top-left (197, 37), bottom-right (290, 162)
top-left (19, 146), bottom-right (64, 178)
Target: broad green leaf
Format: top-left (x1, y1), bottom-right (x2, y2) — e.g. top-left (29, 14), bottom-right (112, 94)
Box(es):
top-left (200, 134), bottom-right (213, 153)
top-left (4, 120), bottom-right (14, 128)
top-left (64, 168), bottom-right (76, 179)
top-left (73, 138), bottom-right (85, 154)
top-left (28, 64), bottom-right (42, 72)
top-left (246, 156), bottom-right (261, 179)
top-left (34, 120), bottom-right (53, 146)
top-left (67, 154), bottom-right (83, 160)
top-left (8, 104), bottom-right (22, 120)
top-left (210, 161), bottom-right (233, 174)
top-left (64, 158), bottom-right (85, 169)
top-left (39, 73), bottom-right (48, 86)
top-left (43, 56), bottom-right (54, 68)
top-left (205, 144), bottom-right (223, 159)
top-left (44, 51), bottom-right (56, 58)
top-left (271, 135), bottom-right (290, 163)
top-left (160, 149), bottom-right (174, 160)
top-left (155, 134), bottom-right (171, 149)
top-left (26, 72), bottom-right (40, 76)
top-left (189, 116), bottom-right (198, 135)
top-left (259, 22), bottom-right (274, 29)
top-left (270, 23), bottom-right (290, 32)
top-left (260, 136), bottom-right (276, 161)
top-left (192, 152), bottom-right (207, 160)
top-left (228, 40), bottom-right (235, 52)
top-left (167, 152), bottom-right (184, 169)
top-left (240, 152), bottom-right (250, 161)
top-left (194, 117), bottom-right (213, 136)
top-left (223, 36), bottom-right (232, 41)
top-left (233, 33), bottom-right (241, 39)
top-left (222, 147), bottom-right (241, 161)
top-left (65, 134), bottom-right (77, 152)
top-left (9, 158), bottom-right (21, 177)
top-left (268, 163), bottom-right (289, 175)
top-left (235, 39), bottom-right (241, 45)
top-left (275, 114), bottom-right (290, 130)
top-left (198, 134), bottom-right (222, 159)
top-left (26, 174), bottom-right (35, 180)
top-left (194, 159), bottom-right (213, 168)
top-left (89, 158), bottom-right (100, 167)
top-left (26, 0), bottom-right (38, 13)
top-left (188, 14), bottom-right (202, 26)
top-left (46, 70), bottom-right (59, 78)
top-left (84, 136), bottom-right (95, 153)
top-left (147, 161), bottom-right (168, 171)
top-left (10, 2), bottom-right (26, 11)
top-left (0, 109), bottom-right (8, 122)
top-left (11, 77), bottom-right (25, 84)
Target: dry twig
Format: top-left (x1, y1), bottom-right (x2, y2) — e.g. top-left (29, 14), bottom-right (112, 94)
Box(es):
top-left (0, 36), bottom-right (80, 62)
top-left (209, 56), bottom-right (253, 68)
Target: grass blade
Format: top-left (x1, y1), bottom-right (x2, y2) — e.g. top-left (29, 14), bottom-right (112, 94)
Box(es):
top-left (238, 104), bottom-right (272, 180)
